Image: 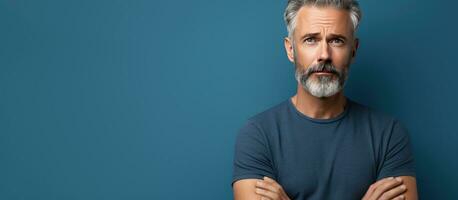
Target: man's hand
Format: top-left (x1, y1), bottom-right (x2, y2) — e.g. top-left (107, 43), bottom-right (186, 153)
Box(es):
top-left (255, 176), bottom-right (291, 200)
top-left (362, 177), bottom-right (407, 200)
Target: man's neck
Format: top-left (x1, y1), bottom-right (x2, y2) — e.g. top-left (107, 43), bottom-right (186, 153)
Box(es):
top-left (291, 84), bottom-right (347, 119)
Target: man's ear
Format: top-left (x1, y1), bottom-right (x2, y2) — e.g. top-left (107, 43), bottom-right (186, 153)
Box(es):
top-left (284, 37), bottom-right (295, 63)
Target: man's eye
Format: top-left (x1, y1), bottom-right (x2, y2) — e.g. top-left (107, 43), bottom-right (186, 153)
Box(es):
top-left (304, 38), bottom-right (316, 44)
top-left (330, 39), bottom-right (344, 44)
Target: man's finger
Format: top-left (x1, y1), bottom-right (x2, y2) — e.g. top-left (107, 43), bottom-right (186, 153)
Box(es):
top-left (368, 177), bottom-right (402, 194)
top-left (263, 176), bottom-right (283, 189)
top-left (372, 178), bottom-right (404, 199)
top-left (255, 188), bottom-right (279, 199)
top-left (379, 184), bottom-right (407, 200)
top-left (372, 177), bottom-right (399, 188)
top-left (365, 177), bottom-right (393, 195)
top-left (256, 180), bottom-right (279, 193)
top-left (392, 195), bottom-right (406, 200)
top-left (263, 176), bottom-right (276, 183)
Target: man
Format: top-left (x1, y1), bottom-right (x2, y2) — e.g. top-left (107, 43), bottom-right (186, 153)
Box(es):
top-left (231, 0), bottom-right (418, 199)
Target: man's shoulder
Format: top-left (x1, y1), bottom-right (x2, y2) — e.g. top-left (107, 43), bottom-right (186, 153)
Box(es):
top-left (244, 98), bottom-right (290, 126)
top-left (348, 98), bottom-right (403, 127)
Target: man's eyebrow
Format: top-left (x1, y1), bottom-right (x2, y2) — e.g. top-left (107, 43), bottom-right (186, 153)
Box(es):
top-left (300, 33), bottom-right (321, 40)
top-left (327, 33), bottom-right (348, 41)
top-left (300, 33), bottom-right (348, 41)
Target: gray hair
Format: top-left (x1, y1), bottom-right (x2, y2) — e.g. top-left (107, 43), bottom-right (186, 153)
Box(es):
top-left (284, 0), bottom-right (362, 39)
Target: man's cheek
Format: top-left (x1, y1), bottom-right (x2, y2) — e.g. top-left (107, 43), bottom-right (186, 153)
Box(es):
top-left (333, 52), bottom-right (352, 65)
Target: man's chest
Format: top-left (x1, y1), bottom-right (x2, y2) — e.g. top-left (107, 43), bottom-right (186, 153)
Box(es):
top-left (269, 126), bottom-right (378, 199)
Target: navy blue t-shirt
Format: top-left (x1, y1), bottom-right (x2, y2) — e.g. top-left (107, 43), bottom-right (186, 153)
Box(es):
top-left (232, 97), bottom-right (416, 199)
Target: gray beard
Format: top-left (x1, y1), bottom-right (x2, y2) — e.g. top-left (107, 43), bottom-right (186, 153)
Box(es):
top-left (294, 62), bottom-right (348, 98)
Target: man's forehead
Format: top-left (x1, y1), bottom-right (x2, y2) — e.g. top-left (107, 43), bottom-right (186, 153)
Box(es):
top-left (295, 6), bottom-right (353, 36)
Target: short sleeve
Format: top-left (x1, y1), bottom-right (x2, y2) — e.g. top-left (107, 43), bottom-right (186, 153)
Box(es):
top-left (376, 120), bottom-right (416, 180)
top-left (231, 121), bottom-right (275, 187)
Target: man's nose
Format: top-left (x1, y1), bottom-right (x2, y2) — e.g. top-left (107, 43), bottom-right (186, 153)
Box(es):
top-left (318, 41), bottom-right (331, 63)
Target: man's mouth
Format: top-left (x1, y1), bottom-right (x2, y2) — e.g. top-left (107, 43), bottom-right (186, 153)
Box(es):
top-left (313, 71), bottom-right (334, 74)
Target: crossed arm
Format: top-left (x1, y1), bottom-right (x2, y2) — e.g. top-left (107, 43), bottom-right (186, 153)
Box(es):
top-left (233, 176), bottom-right (417, 200)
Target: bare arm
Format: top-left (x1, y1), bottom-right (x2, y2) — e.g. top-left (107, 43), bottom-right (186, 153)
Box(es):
top-left (234, 176), bottom-right (417, 200)
top-left (233, 177), bottom-right (291, 200)
top-left (233, 179), bottom-right (262, 200)
top-left (362, 176), bottom-right (418, 200)
top-left (398, 176), bottom-right (418, 200)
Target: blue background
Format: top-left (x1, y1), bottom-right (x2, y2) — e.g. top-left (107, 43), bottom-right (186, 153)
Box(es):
top-left (1, 0), bottom-right (457, 199)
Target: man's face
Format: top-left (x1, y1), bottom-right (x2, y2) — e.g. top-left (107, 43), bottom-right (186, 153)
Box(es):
top-left (284, 6), bottom-right (359, 98)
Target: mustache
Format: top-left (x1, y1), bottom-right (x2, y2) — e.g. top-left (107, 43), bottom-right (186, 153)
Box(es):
top-left (305, 62), bottom-right (339, 76)
top-left (295, 61), bottom-right (348, 90)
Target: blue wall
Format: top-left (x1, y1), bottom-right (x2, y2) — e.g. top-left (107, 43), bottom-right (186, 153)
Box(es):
top-left (1, 0), bottom-right (457, 199)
